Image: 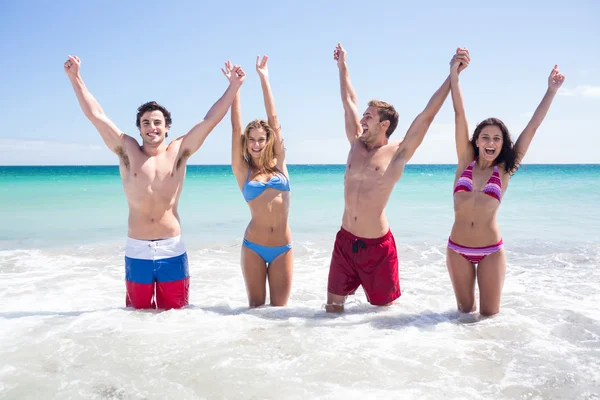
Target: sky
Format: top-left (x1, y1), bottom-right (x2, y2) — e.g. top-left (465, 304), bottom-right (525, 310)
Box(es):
top-left (0, 0), bottom-right (598, 165)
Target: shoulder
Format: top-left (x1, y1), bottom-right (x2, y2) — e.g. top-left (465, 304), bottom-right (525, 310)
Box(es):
top-left (348, 137), bottom-right (361, 151)
top-left (167, 137), bottom-right (185, 152)
top-left (388, 139), bottom-right (406, 160)
top-left (498, 164), bottom-right (514, 181)
top-left (388, 140), bottom-right (403, 149)
top-left (496, 161), bottom-right (509, 174)
top-left (120, 134), bottom-right (140, 151)
top-left (458, 156), bottom-right (475, 168)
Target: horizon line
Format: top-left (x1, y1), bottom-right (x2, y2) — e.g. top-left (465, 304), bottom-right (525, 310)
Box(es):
top-left (1, 163), bottom-right (599, 167)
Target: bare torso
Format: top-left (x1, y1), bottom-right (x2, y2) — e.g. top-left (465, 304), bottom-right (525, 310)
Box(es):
top-left (450, 160), bottom-right (511, 246)
top-left (117, 136), bottom-right (188, 240)
top-left (243, 168), bottom-right (291, 246)
top-left (343, 139), bottom-right (405, 238)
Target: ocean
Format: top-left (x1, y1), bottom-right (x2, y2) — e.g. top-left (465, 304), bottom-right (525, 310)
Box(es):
top-left (1, 164), bottom-right (599, 399)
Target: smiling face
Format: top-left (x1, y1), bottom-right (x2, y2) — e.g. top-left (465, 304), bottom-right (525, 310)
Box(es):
top-left (246, 127), bottom-right (267, 160)
top-left (242, 119), bottom-right (276, 171)
top-left (476, 125), bottom-right (504, 162)
top-left (135, 101), bottom-right (172, 147)
top-left (359, 106), bottom-right (386, 143)
top-left (470, 118), bottom-right (518, 170)
top-left (138, 110), bottom-right (168, 146)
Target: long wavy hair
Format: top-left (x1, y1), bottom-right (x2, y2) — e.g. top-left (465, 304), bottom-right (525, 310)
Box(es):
top-left (471, 118), bottom-right (519, 175)
top-left (242, 119), bottom-right (278, 173)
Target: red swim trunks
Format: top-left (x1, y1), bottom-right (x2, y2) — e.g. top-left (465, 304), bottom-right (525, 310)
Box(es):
top-left (327, 227), bottom-right (401, 305)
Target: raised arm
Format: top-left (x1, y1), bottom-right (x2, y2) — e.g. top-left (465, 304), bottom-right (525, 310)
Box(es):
top-left (449, 48), bottom-right (474, 162)
top-left (177, 65), bottom-right (246, 159)
top-left (64, 56), bottom-right (124, 154)
top-left (514, 65), bottom-right (565, 164)
top-left (334, 43), bottom-right (362, 144)
top-left (395, 82), bottom-right (449, 163)
top-left (395, 50), bottom-right (470, 163)
top-left (256, 55), bottom-right (285, 169)
top-left (222, 61), bottom-right (246, 187)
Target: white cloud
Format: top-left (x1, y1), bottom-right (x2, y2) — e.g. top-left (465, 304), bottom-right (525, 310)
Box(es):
top-left (558, 85), bottom-right (600, 98)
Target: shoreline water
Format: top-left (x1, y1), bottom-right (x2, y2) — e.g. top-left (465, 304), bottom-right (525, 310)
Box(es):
top-left (1, 164), bottom-right (599, 398)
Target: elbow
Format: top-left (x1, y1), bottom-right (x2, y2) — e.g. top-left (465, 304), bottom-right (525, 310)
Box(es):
top-left (420, 112), bottom-right (435, 124)
top-left (201, 119), bottom-right (218, 132)
top-left (86, 110), bottom-right (104, 120)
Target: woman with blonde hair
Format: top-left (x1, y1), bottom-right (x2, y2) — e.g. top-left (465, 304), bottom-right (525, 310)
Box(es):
top-left (222, 56), bottom-right (292, 307)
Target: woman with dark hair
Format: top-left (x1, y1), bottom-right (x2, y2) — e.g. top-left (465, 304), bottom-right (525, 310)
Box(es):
top-left (447, 48), bottom-right (565, 316)
top-left (222, 56), bottom-right (292, 308)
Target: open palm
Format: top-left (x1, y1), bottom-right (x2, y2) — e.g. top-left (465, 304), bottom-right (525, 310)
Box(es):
top-left (256, 55), bottom-right (269, 78)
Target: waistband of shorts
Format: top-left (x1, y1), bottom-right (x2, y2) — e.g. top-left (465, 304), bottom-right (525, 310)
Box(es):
top-left (338, 227), bottom-right (392, 245)
top-left (125, 235), bottom-right (186, 259)
top-left (127, 235), bottom-right (182, 247)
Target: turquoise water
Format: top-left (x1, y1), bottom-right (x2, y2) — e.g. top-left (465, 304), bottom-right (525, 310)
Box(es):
top-left (1, 165), bottom-right (599, 398)
top-left (1, 164), bottom-right (599, 250)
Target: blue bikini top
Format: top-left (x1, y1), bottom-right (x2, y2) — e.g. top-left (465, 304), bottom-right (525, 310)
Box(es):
top-left (242, 168), bottom-right (291, 202)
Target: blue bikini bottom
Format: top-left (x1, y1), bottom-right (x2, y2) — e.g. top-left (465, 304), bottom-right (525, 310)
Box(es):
top-left (243, 239), bottom-right (292, 264)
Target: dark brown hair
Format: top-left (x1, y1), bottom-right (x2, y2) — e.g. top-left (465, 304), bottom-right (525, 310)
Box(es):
top-left (471, 118), bottom-right (519, 175)
top-left (136, 101), bottom-right (172, 137)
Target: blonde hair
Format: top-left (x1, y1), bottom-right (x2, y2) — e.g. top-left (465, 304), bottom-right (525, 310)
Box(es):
top-left (241, 119), bottom-right (277, 173)
top-left (368, 99), bottom-right (399, 137)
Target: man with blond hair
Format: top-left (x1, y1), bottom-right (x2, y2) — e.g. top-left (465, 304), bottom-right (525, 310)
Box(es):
top-left (325, 44), bottom-right (470, 312)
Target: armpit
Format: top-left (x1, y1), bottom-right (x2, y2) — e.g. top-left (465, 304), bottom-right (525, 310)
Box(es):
top-left (176, 148), bottom-right (191, 170)
top-left (115, 146), bottom-right (130, 169)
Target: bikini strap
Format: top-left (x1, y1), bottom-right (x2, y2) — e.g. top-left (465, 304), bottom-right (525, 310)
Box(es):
top-left (245, 167), bottom-right (252, 182)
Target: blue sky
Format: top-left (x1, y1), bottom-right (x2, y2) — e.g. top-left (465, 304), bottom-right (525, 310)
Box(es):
top-left (1, 0), bottom-right (598, 165)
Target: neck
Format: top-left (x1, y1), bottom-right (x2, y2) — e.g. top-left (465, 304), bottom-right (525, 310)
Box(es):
top-left (363, 135), bottom-right (388, 151)
top-left (476, 156), bottom-right (494, 169)
top-left (142, 142), bottom-right (167, 157)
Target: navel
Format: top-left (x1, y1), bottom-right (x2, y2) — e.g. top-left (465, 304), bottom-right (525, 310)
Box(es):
top-left (375, 166), bottom-right (380, 171)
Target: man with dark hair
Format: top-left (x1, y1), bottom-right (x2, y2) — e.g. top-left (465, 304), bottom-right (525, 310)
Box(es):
top-left (64, 55), bottom-right (246, 309)
top-left (136, 101), bottom-right (173, 137)
top-left (325, 44), bottom-right (469, 312)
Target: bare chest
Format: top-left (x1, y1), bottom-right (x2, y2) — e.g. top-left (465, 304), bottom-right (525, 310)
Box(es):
top-left (122, 154), bottom-right (185, 200)
top-left (345, 145), bottom-right (396, 191)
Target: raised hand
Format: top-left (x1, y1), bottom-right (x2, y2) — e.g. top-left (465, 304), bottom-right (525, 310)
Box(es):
top-left (64, 55), bottom-right (81, 78)
top-left (221, 60), bottom-right (246, 86)
top-left (221, 60), bottom-right (234, 82)
top-left (256, 55), bottom-right (269, 79)
top-left (548, 64), bottom-right (565, 92)
top-left (230, 65), bottom-right (246, 87)
top-left (333, 43), bottom-right (347, 67)
top-left (450, 48), bottom-right (470, 74)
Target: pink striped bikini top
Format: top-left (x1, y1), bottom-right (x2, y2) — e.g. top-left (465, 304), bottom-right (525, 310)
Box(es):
top-left (453, 158), bottom-right (502, 202)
